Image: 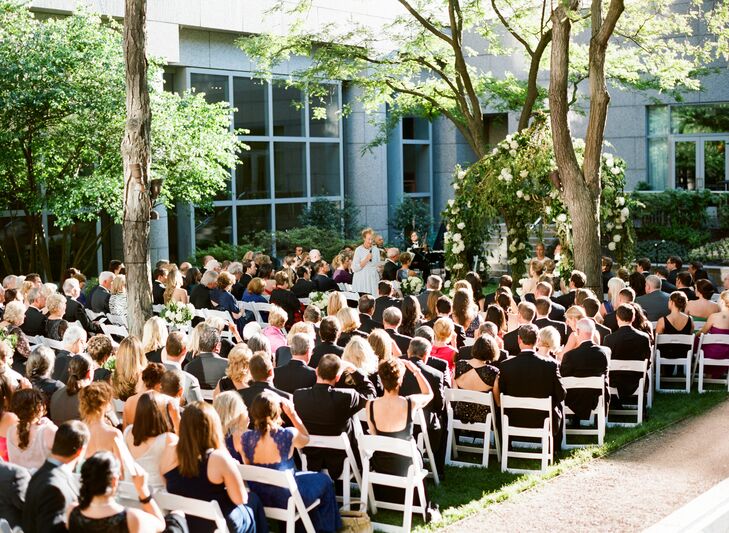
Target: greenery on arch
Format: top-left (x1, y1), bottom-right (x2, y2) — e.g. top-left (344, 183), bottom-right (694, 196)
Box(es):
top-left (442, 114), bottom-right (637, 282)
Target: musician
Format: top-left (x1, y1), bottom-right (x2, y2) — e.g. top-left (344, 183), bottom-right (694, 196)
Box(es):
top-left (407, 231), bottom-right (430, 278)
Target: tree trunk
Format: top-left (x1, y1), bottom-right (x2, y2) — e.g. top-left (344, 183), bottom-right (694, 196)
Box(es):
top-left (121, 0), bottom-right (152, 337)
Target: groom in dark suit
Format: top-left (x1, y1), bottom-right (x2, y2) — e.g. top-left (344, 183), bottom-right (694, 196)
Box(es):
top-left (604, 304), bottom-right (652, 403)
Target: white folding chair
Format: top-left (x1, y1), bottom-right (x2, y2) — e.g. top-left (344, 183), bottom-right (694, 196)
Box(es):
top-left (500, 395), bottom-right (553, 474)
top-left (337, 283), bottom-right (355, 292)
top-left (112, 398), bottom-right (125, 420)
top-left (152, 304), bottom-right (165, 315)
top-left (252, 302), bottom-right (273, 327)
top-left (40, 336), bottom-right (65, 351)
top-left (412, 408), bottom-right (440, 485)
top-left (655, 334), bottom-right (695, 393)
top-left (154, 491), bottom-right (229, 532)
top-left (100, 323), bottom-right (129, 339)
top-left (26, 335), bottom-right (43, 349)
top-left (106, 314), bottom-right (128, 326)
top-left (299, 433), bottom-right (362, 510)
top-left (85, 309), bottom-right (105, 321)
top-left (445, 389), bottom-right (500, 467)
top-left (203, 309), bottom-right (234, 340)
top-left (561, 376), bottom-right (606, 449)
top-left (238, 464), bottom-right (319, 533)
top-left (358, 434), bottom-right (428, 533)
top-left (201, 389), bottom-right (215, 402)
top-left (607, 358), bottom-right (648, 427)
top-left (343, 291), bottom-right (360, 302)
top-left (696, 334), bottom-right (729, 393)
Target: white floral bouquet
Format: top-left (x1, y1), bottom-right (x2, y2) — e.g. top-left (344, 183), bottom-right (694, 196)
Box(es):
top-left (308, 291), bottom-right (330, 312)
top-left (161, 301), bottom-right (195, 326)
top-left (401, 276), bottom-right (424, 296)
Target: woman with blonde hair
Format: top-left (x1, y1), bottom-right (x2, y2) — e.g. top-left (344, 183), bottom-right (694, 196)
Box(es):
top-left (326, 291), bottom-right (348, 319)
top-left (424, 289), bottom-right (442, 321)
top-left (343, 336), bottom-right (379, 375)
top-left (521, 259), bottom-right (544, 296)
top-left (214, 391), bottom-right (249, 462)
top-left (108, 274), bottom-right (128, 317)
top-left (215, 344), bottom-right (253, 397)
top-left (368, 328), bottom-right (395, 361)
top-left (79, 381), bottom-right (123, 465)
top-left (163, 264), bottom-right (189, 304)
top-left (559, 306), bottom-right (598, 357)
top-left (336, 307), bottom-right (367, 347)
top-left (0, 300), bottom-right (31, 375)
top-left (112, 336), bottom-right (147, 401)
top-left (601, 276), bottom-right (626, 317)
top-left (332, 251), bottom-right (353, 285)
top-left (453, 287), bottom-right (481, 338)
top-left (432, 317), bottom-right (457, 371)
top-left (352, 227), bottom-right (381, 295)
top-left (141, 316), bottom-right (168, 363)
top-left (536, 326), bottom-right (561, 359)
top-left (263, 305), bottom-right (288, 354)
top-left (44, 293), bottom-right (68, 341)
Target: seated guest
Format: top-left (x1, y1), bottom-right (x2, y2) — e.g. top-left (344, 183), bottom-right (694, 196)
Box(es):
top-left (373, 281), bottom-right (401, 324)
top-left (163, 402), bottom-right (268, 533)
top-left (560, 318), bottom-right (610, 420)
top-left (0, 301), bottom-right (32, 375)
top-left (554, 270), bottom-right (587, 309)
top-left (485, 276), bottom-right (515, 307)
top-left (636, 275), bottom-right (670, 321)
top-left (112, 336), bottom-right (147, 401)
top-left (453, 287), bottom-right (482, 338)
top-left (164, 265), bottom-right (189, 305)
top-left (686, 278), bottom-right (720, 320)
top-left (536, 326), bottom-right (561, 359)
top-left (312, 260), bottom-right (338, 292)
top-left (0, 457), bottom-right (30, 529)
top-left (243, 392), bottom-right (341, 532)
top-left (240, 353), bottom-right (292, 412)
top-left (142, 316), bottom-right (168, 363)
top-left (44, 293), bottom-right (68, 341)
top-left (382, 248), bottom-right (400, 282)
top-left (78, 381), bottom-right (123, 465)
top-left (698, 291), bottom-right (729, 378)
top-left (123, 363), bottom-right (166, 428)
top-left (336, 307), bottom-right (368, 347)
top-left (303, 305), bottom-right (322, 339)
top-left (383, 307), bottom-right (413, 355)
top-left (358, 294), bottom-right (383, 334)
top-left (247, 334), bottom-right (272, 359)
top-left (602, 256), bottom-right (615, 294)
top-left (50, 354), bottom-right (92, 425)
top-left (61, 277), bottom-right (96, 334)
top-left (269, 271), bottom-right (301, 330)
top-left (431, 317), bottom-right (458, 371)
top-left (162, 331), bottom-right (203, 404)
top-left (21, 286), bottom-right (47, 337)
top-left (689, 260), bottom-right (712, 285)
top-left (654, 266), bottom-right (677, 293)
top-left (631, 302), bottom-right (655, 342)
top-left (310, 316), bottom-right (344, 369)
top-left (368, 328), bottom-right (395, 362)
top-left (453, 335), bottom-right (500, 423)
top-left (184, 267), bottom-right (202, 296)
top-left (418, 275), bottom-right (443, 313)
top-left (152, 266), bottom-right (168, 305)
top-left (294, 354), bottom-right (372, 480)
top-left (26, 346), bottom-right (63, 415)
top-left (262, 305), bottom-right (288, 354)
top-left (67, 451), bottom-right (167, 532)
top-left (483, 304), bottom-right (508, 342)
top-left (186, 326), bottom-right (228, 390)
top-left (675, 271), bottom-right (697, 302)
top-left (636, 257), bottom-right (652, 276)
top-left (342, 336), bottom-right (380, 390)
top-left (503, 302), bottom-right (537, 356)
top-left (258, 262), bottom-right (276, 295)
top-left (666, 256), bottom-right (683, 285)
top-left (333, 251), bottom-right (354, 285)
top-left (326, 291), bottom-right (348, 319)
top-left (604, 304), bottom-right (652, 403)
top-left (366, 358), bottom-right (433, 506)
top-left (656, 291), bottom-right (694, 343)
top-left (205, 315), bottom-right (240, 358)
top-left (424, 296), bottom-right (466, 348)
top-left (190, 270), bottom-right (218, 310)
top-left (52, 324), bottom-right (87, 384)
top-left (108, 274), bottom-right (128, 318)
top-left (241, 276), bottom-right (269, 316)
top-left (582, 297), bottom-right (612, 343)
top-left (496, 324), bottom-right (566, 441)
top-left (532, 281), bottom-right (566, 322)
top-left (86, 334), bottom-right (114, 382)
top-left (601, 276), bottom-right (626, 317)
top-left (124, 392), bottom-right (178, 489)
top-left (8, 388), bottom-right (58, 470)
top-left (274, 333), bottom-right (317, 394)
top-left (0, 374), bottom-right (19, 462)
top-left (214, 391), bottom-right (249, 463)
top-left (211, 271), bottom-right (246, 334)
top-left (397, 296), bottom-right (423, 338)
top-left (629, 271), bottom-right (647, 297)
top-left (214, 343), bottom-right (252, 397)
top-left (274, 321), bottom-right (314, 368)
top-left (292, 266), bottom-right (316, 299)
top-left (534, 297), bottom-right (568, 345)
top-left (90, 271), bottom-right (114, 314)
top-left (22, 421), bottom-right (89, 533)
top-left (603, 287), bottom-right (636, 332)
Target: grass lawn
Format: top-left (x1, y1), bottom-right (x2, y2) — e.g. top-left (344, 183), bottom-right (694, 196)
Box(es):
top-left (370, 391), bottom-right (728, 531)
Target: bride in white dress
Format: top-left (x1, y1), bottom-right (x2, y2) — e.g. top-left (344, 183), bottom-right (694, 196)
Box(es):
top-left (352, 228), bottom-right (381, 295)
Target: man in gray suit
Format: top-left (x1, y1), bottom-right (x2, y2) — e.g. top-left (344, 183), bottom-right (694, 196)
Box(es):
top-left (636, 275), bottom-right (670, 321)
top-left (418, 275), bottom-right (443, 312)
top-left (163, 330), bottom-right (203, 404)
top-left (23, 421), bottom-right (89, 533)
top-left (0, 461), bottom-right (30, 529)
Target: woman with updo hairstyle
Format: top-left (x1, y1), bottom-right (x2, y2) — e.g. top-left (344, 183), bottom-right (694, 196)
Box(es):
top-left (7, 388), bottom-right (57, 470)
top-left (536, 326), bottom-right (561, 359)
top-left (164, 402), bottom-right (268, 533)
top-left (559, 306), bottom-right (593, 356)
top-left (163, 264), bottom-right (189, 305)
top-left (67, 451), bottom-right (166, 532)
top-left (50, 354), bottom-right (92, 425)
top-left (453, 334), bottom-right (500, 423)
top-left (521, 259), bottom-right (544, 296)
top-left (686, 278), bottom-right (721, 320)
top-left (86, 334), bottom-right (114, 382)
top-left (26, 346), bottom-right (63, 414)
top-left (108, 274), bottom-right (128, 318)
top-left (332, 250), bottom-right (354, 285)
top-left (466, 271), bottom-right (485, 311)
top-left (496, 290), bottom-right (518, 331)
top-left (431, 317), bottom-right (458, 371)
top-left (262, 304), bottom-right (288, 354)
top-left (368, 328), bottom-right (394, 362)
top-left (366, 357), bottom-right (433, 506)
top-left (242, 391), bottom-right (341, 532)
top-left (398, 295), bottom-right (423, 338)
top-left (213, 390), bottom-right (249, 463)
top-left (215, 344), bottom-right (252, 397)
top-left (655, 291), bottom-right (694, 359)
top-left (79, 381), bottom-right (123, 465)
top-left (112, 336), bottom-right (147, 401)
top-left (44, 293), bottom-right (68, 341)
top-left (123, 363), bottom-right (168, 429)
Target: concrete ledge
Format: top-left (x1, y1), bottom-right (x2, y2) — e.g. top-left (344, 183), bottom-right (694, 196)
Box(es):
top-left (644, 477), bottom-right (729, 533)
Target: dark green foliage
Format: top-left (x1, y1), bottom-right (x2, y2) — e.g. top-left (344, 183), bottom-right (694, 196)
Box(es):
top-left (250, 227), bottom-right (354, 263)
top-left (633, 240), bottom-right (689, 264)
top-left (191, 243), bottom-right (254, 266)
top-left (297, 197), bottom-right (361, 238)
top-left (392, 197), bottom-right (433, 247)
top-left (688, 238), bottom-right (729, 266)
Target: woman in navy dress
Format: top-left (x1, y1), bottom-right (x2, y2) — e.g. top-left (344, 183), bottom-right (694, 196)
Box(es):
top-left (242, 391), bottom-right (341, 533)
top-left (211, 271), bottom-right (246, 336)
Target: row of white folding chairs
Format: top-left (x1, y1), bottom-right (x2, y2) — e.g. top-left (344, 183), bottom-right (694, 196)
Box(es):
top-left (654, 333), bottom-right (729, 393)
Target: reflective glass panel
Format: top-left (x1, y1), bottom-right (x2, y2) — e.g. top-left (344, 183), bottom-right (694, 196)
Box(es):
top-left (309, 85), bottom-right (339, 138)
top-left (236, 204), bottom-right (271, 240)
top-left (274, 142), bottom-right (306, 198)
top-left (647, 138), bottom-right (667, 190)
top-left (310, 143), bottom-right (340, 196)
top-left (195, 206), bottom-right (233, 248)
top-left (272, 85), bottom-right (304, 136)
top-left (233, 77), bottom-right (268, 136)
top-left (190, 73), bottom-right (228, 105)
top-left (671, 104), bottom-right (729, 134)
top-left (674, 141), bottom-right (697, 190)
top-left (236, 142), bottom-right (270, 200)
top-left (704, 139), bottom-right (727, 191)
top-left (647, 106), bottom-right (669, 136)
top-left (403, 144), bottom-right (431, 193)
top-left (275, 203), bottom-right (306, 231)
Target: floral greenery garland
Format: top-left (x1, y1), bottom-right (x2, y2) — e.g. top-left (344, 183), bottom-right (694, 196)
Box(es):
top-left (442, 114), bottom-right (636, 281)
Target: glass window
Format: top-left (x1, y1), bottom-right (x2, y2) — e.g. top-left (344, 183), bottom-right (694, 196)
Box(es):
top-left (402, 117), bottom-right (429, 140)
top-left (647, 106), bottom-right (669, 136)
top-left (275, 203), bottom-right (306, 231)
top-left (309, 85), bottom-right (339, 138)
top-left (647, 138), bottom-right (667, 190)
top-left (162, 72), bottom-right (176, 94)
top-left (237, 204), bottom-right (271, 239)
top-left (403, 144), bottom-right (431, 193)
top-left (215, 179), bottom-right (232, 201)
top-left (704, 139), bottom-right (727, 191)
top-left (195, 206), bottom-right (232, 249)
top-left (675, 141), bottom-right (697, 190)
top-left (236, 142), bottom-right (270, 200)
top-left (190, 73), bottom-right (228, 105)
top-left (671, 104), bottom-right (729, 134)
top-left (274, 142), bottom-right (306, 198)
top-left (272, 85), bottom-right (304, 136)
top-left (233, 77), bottom-right (267, 136)
top-left (310, 143), bottom-right (340, 196)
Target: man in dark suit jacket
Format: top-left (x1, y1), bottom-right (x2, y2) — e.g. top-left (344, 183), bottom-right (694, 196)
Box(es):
top-left (503, 302), bottom-right (537, 356)
top-left (554, 270), bottom-right (587, 310)
top-left (497, 324), bottom-right (566, 441)
top-left (21, 286), bottom-right (47, 336)
top-left (270, 272), bottom-right (302, 329)
top-left (654, 266), bottom-right (677, 293)
top-left (413, 325), bottom-right (452, 381)
top-left (152, 266), bottom-right (168, 305)
top-left (294, 354), bottom-right (374, 479)
top-left (310, 316), bottom-right (344, 369)
top-left (274, 333), bottom-right (317, 394)
top-left (312, 260), bottom-right (338, 292)
top-left (190, 270), bottom-right (218, 310)
top-left (675, 271), bottom-right (697, 301)
top-left (240, 352), bottom-right (292, 414)
top-left (604, 305), bottom-right (652, 402)
top-left (185, 327), bottom-right (228, 389)
top-left (417, 275), bottom-right (442, 312)
top-left (0, 461), bottom-right (30, 529)
top-left (383, 307), bottom-right (412, 354)
top-left (62, 279), bottom-right (97, 333)
top-left (604, 287), bottom-right (636, 332)
top-left (534, 297), bottom-right (568, 345)
top-left (292, 266), bottom-right (316, 298)
top-left (358, 294), bottom-right (383, 334)
top-left (422, 296), bottom-right (466, 349)
top-left (90, 271), bottom-right (114, 314)
top-left (400, 337), bottom-right (447, 477)
top-left (560, 319), bottom-right (610, 420)
top-left (23, 421), bottom-right (89, 533)
top-left (527, 281), bottom-right (565, 322)
top-left (382, 248), bottom-right (400, 281)
top-left (372, 280), bottom-right (401, 324)
top-left (581, 297), bottom-right (611, 343)
top-left (666, 256), bottom-right (682, 286)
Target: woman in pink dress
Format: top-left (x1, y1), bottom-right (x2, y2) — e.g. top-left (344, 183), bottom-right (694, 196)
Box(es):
top-left (699, 290), bottom-right (729, 378)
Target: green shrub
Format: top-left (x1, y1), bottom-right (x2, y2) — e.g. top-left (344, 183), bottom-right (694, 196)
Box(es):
top-left (248, 226), bottom-right (355, 262)
top-left (391, 197), bottom-right (433, 247)
top-left (634, 240), bottom-right (688, 264)
top-left (688, 238), bottom-right (729, 266)
top-left (298, 197), bottom-right (361, 239)
top-left (191, 243), bottom-right (254, 266)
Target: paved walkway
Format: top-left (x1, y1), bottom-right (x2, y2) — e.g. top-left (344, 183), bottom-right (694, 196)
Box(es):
top-left (443, 399), bottom-right (729, 532)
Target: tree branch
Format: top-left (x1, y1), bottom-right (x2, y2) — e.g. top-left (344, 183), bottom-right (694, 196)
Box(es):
top-left (491, 0), bottom-right (534, 56)
top-left (396, 0), bottom-right (453, 45)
